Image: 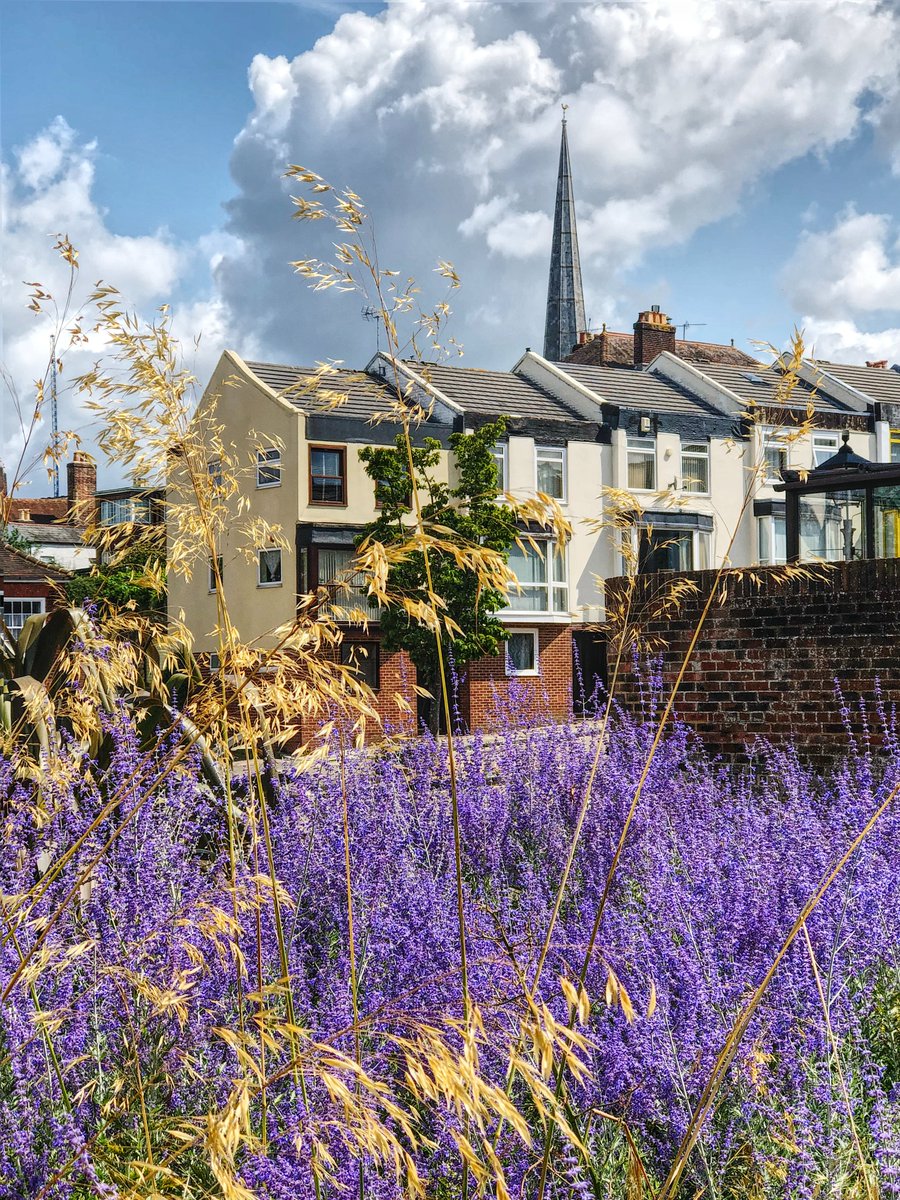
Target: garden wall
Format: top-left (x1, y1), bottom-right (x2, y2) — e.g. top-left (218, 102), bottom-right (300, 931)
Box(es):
top-left (606, 558), bottom-right (900, 759)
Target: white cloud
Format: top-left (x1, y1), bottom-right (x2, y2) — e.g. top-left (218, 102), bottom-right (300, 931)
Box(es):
top-left (1, 118), bottom-right (232, 490)
top-left (799, 318), bottom-right (900, 366)
top-left (212, 0), bottom-right (900, 370)
top-left (782, 207), bottom-right (900, 364)
top-left (783, 208), bottom-right (900, 315)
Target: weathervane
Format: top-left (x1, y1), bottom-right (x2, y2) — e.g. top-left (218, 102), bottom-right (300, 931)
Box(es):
top-left (561, 102), bottom-right (569, 123)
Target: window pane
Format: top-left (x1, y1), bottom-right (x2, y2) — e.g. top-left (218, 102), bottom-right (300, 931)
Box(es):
top-left (798, 492), bottom-right (865, 562)
top-left (536, 451), bottom-right (564, 499)
top-left (682, 443), bottom-right (709, 494)
top-left (891, 430), bottom-right (900, 464)
top-left (813, 435), bottom-right (838, 467)
top-left (757, 517), bottom-right (771, 564)
top-left (508, 543), bottom-right (547, 585)
top-left (310, 448), bottom-right (345, 503)
top-left (259, 549), bottom-right (282, 584)
top-left (874, 485), bottom-right (900, 558)
top-left (627, 439), bottom-right (655, 490)
top-left (312, 449), bottom-right (342, 477)
top-left (257, 448), bottom-right (281, 487)
top-left (639, 528), bottom-right (693, 573)
top-left (507, 632), bottom-right (537, 674)
top-left (492, 446), bottom-right (507, 491)
top-left (3, 598), bottom-right (44, 639)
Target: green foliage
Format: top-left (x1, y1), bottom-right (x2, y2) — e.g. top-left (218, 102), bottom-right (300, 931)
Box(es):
top-left (65, 542), bottom-right (165, 616)
top-left (358, 418), bottom-right (517, 719)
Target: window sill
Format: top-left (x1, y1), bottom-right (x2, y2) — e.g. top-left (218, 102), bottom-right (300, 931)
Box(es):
top-left (506, 668), bottom-right (540, 678)
top-left (256, 481), bottom-right (282, 490)
top-left (257, 582), bottom-right (283, 589)
top-left (309, 500), bottom-right (348, 508)
top-left (501, 612), bottom-right (570, 624)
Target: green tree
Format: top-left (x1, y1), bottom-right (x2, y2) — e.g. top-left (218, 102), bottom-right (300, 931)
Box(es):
top-left (65, 542), bottom-right (165, 618)
top-left (358, 417), bottom-right (516, 731)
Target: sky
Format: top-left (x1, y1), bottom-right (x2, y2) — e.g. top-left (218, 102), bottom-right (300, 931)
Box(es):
top-left (4, 0), bottom-right (900, 492)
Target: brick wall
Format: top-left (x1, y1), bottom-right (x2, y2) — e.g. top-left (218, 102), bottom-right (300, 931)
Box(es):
top-left (632, 311), bottom-right (676, 365)
top-left (606, 559), bottom-right (900, 758)
top-left (459, 625), bottom-right (573, 730)
top-left (291, 639), bottom-right (418, 746)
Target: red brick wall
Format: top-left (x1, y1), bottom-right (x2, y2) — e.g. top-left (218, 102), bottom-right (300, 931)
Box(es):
top-left (459, 625), bottom-right (573, 731)
top-left (607, 560), bottom-right (900, 758)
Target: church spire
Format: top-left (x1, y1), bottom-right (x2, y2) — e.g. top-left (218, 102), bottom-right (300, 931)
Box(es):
top-left (543, 108), bottom-right (586, 362)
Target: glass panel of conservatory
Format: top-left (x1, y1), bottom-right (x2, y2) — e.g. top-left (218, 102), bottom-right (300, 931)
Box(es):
top-left (798, 491), bottom-right (866, 562)
top-left (874, 485), bottom-right (900, 559)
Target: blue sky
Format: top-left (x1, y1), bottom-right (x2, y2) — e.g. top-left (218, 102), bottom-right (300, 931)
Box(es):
top-left (4, 0), bottom-right (900, 486)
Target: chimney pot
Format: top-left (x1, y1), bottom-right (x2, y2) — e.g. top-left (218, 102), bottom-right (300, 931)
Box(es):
top-left (866, 359), bottom-right (888, 368)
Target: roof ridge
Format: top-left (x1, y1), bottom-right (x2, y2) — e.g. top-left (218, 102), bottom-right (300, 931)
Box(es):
top-left (0, 538), bottom-right (72, 577)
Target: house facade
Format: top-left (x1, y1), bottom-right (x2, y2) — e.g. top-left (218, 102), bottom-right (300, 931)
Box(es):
top-left (168, 333), bottom-right (900, 735)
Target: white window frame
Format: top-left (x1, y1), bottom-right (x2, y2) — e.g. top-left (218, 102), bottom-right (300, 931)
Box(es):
top-left (681, 440), bottom-right (710, 495)
top-left (534, 445), bottom-right (567, 502)
top-left (761, 428), bottom-right (788, 483)
top-left (256, 447), bottom-right (282, 489)
top-left (505, 629), bottom-right (540, 677)
top-left (627, 436), bottom-right (656, 491)
top-left (257, 548), bottom-right (283, 587)
top-left (812, 432), bottom-right (839, 468)
top-left (3, 597), bottom-right (45, 639)
top-left (505, 539), bottom-right (569, 615)
top-left (492, 443), bottom-right (509, 493)
top-left (757, 514), bottom-right (787, 566)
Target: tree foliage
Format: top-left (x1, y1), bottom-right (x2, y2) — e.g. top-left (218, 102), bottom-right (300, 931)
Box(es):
top-left (65, 541), bottom-right (166, 616)
top-left (358, 417), bottom-right (516, 723)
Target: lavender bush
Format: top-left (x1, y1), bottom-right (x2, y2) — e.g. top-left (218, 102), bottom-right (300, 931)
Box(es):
top-left (2, 688), bottom-right (899, 1198)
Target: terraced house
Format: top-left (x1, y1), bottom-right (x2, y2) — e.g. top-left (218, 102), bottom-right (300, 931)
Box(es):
top-left (168, 328), bottom-right (900, 734)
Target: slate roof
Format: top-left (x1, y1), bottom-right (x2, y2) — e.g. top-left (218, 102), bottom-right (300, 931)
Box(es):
top-left (0, 541), bottom-right (70, 581)
top-left (693, 363), bottom-right (856, 415)
top-left (566, 330), bottom-right (757, 369)
top-left (8, 522), bottom-right (86, 546)
top-left (401, 361), bottom-right (584, 421)
top-left (807, 361), bottom-right (900, 406)
top-left (245, 362), bottom-right (407, 422)
top-left (556, 362), bottom-right (724, 417)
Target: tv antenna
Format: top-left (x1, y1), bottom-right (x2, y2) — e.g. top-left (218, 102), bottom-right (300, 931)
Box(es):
top-left (677, 321), bottom-right (707, 340)
top-left (361, 305), bottom-right (383, 352)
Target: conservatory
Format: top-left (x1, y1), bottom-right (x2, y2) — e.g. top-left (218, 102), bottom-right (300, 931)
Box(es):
top-left (777, 431), bottom-right (900, 563)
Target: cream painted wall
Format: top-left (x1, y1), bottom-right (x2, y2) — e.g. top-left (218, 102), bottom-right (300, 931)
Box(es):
top-left (168, 353), bottom-right (304, 650)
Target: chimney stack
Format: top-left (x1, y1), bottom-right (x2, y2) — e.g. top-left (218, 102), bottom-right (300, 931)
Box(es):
top-left (67, 452), bottom-right (97, 524)
top-left (866, 360), bottom-right (888, 369)
top-left (633, 306), bottom-right (676, 367)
